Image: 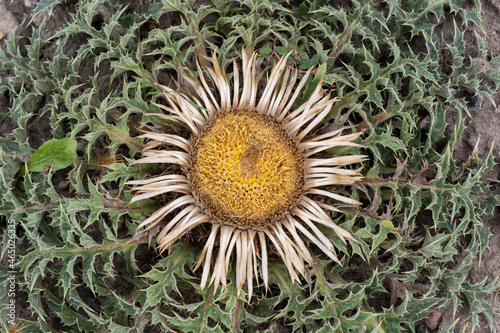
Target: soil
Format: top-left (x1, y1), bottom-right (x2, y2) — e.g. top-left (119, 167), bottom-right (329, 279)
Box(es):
top-left (1, 0), bottom-right (499, 332)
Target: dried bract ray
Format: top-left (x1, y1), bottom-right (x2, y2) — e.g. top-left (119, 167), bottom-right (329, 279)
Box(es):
top-left (128, 49), bottom-right (367, 298)
top-left (89, 147), bottom-right (120, 175)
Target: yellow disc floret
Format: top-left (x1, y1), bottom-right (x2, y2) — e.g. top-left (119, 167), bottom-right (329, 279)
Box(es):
top-left (188, 109), bottom-right (304, 229)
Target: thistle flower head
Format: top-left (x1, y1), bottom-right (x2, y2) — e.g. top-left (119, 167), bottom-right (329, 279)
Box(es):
top-left (128, 49), bottom-right (367, 298)
top-left (189, 108), bottom-right (305, 229)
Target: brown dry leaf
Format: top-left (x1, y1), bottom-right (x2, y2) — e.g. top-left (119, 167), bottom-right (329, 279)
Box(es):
top-left (392, 156), bottom-right (408, 182)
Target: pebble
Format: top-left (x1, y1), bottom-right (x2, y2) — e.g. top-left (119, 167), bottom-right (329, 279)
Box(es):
top-left (425, 310), bottom-right (442, 330)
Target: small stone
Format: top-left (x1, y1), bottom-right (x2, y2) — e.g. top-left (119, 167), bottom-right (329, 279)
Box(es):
top-left (57, 181), bottom-right (69, 190)
top-left (425, 310), bottom-right (441, 330)
top-left (0, 2), bottom-right (19, 39)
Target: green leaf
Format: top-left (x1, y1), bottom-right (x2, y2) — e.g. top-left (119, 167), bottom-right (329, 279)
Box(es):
top-left (259, 47), bottom-right (272, 58)
top-left (31, 0), bottom-right (65, 18)
top-left (27, 138), bottom-right (77, 172)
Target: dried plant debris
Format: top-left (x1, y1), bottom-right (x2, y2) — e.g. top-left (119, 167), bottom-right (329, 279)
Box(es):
top-left (0, 0), bottom-right (499, 332)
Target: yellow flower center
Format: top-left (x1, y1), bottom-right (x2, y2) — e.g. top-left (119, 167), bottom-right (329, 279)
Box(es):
top-left (189, 109), bottom-right (304, 229)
